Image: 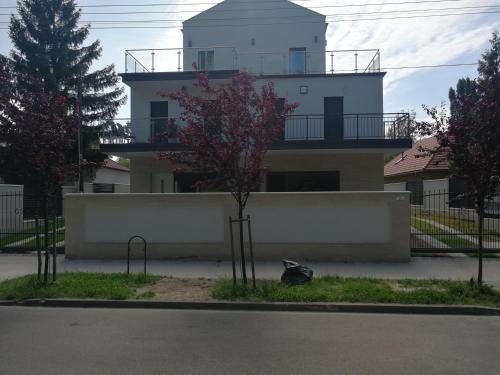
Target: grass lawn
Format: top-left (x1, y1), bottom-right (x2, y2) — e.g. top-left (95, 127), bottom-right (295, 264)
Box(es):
top-left (411, 217), bottom-right (477, 249)
top-left (213, 277), bottom-right (500, 308)
top-left (0, 218), bottom-right (65, 248)
top-left (0, 273), bottom-right (160, 300)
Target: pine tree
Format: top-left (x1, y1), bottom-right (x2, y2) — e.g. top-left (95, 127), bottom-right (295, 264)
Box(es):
top-left (8, 0), bottom-right (126, 166)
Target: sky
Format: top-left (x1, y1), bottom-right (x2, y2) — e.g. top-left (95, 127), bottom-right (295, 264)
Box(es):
top-left (0, 0), bottom-right (498, 120)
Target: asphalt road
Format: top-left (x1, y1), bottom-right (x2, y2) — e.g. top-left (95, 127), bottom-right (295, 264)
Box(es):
top-left (1, 307), bottom-right (500, 375)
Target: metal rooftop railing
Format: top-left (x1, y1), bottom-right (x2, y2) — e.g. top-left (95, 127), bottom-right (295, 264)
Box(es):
top-left (124, 47), bottom-right (381, 75)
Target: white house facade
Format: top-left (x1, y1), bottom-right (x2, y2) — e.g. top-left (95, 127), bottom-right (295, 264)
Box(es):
top-left (102, 0), bottom-right (411, 194)
top-left (69, 0), bottom-right (413, 262)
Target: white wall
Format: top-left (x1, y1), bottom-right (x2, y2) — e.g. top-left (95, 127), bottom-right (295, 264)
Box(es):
top-left (94, 167), bottom-right (130, 186)
top-left (384, 182), bottom-right (406, 191)
top-left (129, 74), bottom-right (384, 143)
top-left (65, 191), bottom-right (410, 261)
top-left (182, 0), bottom-right (326, 74)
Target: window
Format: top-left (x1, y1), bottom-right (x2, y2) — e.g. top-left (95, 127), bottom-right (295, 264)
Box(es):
top-left (267, 171), bottom-right (340, 192)
top-left (150, 101), bottom-right (169, 140)
top-left (289, 48), bottom-right (306, 74)
top-left (198, 50), bottom-right (214, 71)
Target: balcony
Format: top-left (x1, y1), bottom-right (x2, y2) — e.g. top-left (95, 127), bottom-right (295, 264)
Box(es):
top-left (100, 113), bottom-right (411, 154)
top-left (124, 47), bottom-right (381, 76)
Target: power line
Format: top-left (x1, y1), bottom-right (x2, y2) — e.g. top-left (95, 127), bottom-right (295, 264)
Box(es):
top-left (1, 5), bottom-right (493, 23)
top-left (0, 0), bottom-right (472, 14)
top-left (1, 9), bottom-right (496, 28)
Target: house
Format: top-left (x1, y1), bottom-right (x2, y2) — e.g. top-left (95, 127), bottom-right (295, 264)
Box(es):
top-left (66, 0), bottom-right (413, 262)
top-left (63, 158), bottom-right (131, 194)
top-left (384, 137), bottom-right (451, 199)
top-left (101, 0), bottom-right (412, 193)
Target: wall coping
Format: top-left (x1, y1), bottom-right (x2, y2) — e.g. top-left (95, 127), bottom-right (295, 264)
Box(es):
top-left (65, 191), bottom-right (411, 199)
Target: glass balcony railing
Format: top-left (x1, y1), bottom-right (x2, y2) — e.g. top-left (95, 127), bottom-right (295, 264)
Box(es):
top-left (124, 47), bottom-right (381, 75)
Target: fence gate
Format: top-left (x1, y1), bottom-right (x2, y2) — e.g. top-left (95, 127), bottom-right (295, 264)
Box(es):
top-left (0, 192), bottom-right (65, 253)
top-left (410, 190), bottom-right (500, 254)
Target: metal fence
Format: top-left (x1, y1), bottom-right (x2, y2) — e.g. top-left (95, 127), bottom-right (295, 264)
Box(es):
top-left (0, 192), bottom-right (64, 253)
top-left (411, 190), bottom-right (500, 254)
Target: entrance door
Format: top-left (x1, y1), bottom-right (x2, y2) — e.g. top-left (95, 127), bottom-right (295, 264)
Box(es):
top-left (324, 97), bottom-right (343, 142)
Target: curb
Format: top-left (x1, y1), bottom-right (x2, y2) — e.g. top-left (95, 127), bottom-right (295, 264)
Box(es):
top-left (1, 299), bottom-right (500, 316)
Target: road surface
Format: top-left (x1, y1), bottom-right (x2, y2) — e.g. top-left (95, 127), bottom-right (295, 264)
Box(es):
top-left (1, 307), bottom-right (499, 374)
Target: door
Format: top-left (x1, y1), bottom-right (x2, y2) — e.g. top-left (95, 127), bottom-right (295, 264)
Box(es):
top-left (324, 97), bottom-right (343, 142)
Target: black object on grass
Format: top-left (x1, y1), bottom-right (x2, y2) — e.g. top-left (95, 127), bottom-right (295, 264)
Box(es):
top-left (281, 260), bottom-right (313, 285)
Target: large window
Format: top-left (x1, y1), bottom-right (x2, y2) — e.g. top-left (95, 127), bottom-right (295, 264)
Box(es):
top-left (198, 50), bottom-right (214, 71)
top-left (150, 101), bottom-right (169, 140)
top-left (267, 171), bottom-right (340, 192)
top-left (289, 48), bottom-right (306, 74)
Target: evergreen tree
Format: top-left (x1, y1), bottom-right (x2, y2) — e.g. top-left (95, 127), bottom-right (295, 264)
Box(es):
top-left (8, 0), bottom-right (125, 167)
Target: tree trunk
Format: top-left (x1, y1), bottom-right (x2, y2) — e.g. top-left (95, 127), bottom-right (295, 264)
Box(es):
top-left (238, 203), bottom-right (248, 285)
top-left (478, 205), bottom-right (484, 285)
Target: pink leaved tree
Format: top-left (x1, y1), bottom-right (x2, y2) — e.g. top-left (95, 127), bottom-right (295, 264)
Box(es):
top-left (158, 71), bottom-right (297, 284)
top-left (414, 32), bottom-right (500, 285)
top-left (0, 59), bottom-right (78, 283)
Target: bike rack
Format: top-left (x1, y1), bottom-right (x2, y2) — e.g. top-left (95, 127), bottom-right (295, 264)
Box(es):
top-left (127, 235), bottom-right (147, 275)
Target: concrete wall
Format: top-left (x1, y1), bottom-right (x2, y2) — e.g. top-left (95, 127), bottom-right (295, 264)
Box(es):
top-left (384, 182), bottom-right (406, 191)
top-left (65, 191), bottom-right (410, 261)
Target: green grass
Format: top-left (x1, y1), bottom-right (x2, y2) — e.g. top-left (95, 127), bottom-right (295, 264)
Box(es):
top-left (0, 218), bottom-right (65, 248)
top-left (213, 277), bottom-right (500, 308)
top-left (0, 272), bottom-right (161, 300)
top-left (411, 217), bottom-right (477, 249)
top-left (415, 212), bottom-right (500, 241)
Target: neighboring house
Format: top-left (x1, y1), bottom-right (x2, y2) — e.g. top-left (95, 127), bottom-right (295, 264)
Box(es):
top-left (383, 137), bottom-right (476, 208)
top-left (101, 0), bottom-right (412, 193)
top-left (384, 137), bottom-right (449, 194)
top-left (63, 158), bottom-right (131, 194)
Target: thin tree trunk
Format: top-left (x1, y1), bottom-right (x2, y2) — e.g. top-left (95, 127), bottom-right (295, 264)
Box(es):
top-left (238, 203), bottom-right (248, 285)
top-left (478, 205), bottom-right (484, 285)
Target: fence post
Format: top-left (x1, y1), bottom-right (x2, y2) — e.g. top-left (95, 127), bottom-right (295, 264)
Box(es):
top-left (151, 51), bottom-right (155, 72)
top-left (36, 217), bottom-right (41, 280)
top-left (52, 214), bottom-right (57, 282)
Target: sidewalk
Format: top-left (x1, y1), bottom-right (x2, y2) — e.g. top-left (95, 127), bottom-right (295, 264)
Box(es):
top-left (1, 254), bottom-right (500, 287)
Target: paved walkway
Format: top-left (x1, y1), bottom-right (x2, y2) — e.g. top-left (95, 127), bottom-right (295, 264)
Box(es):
top-left (2, 254), bottom-right (500, 287)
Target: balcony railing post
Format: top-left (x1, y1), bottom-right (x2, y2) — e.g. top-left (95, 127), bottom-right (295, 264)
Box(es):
top-left (177, 49), bottom-right (181, 72)
top-left (151, 51), bottom-right (155, 72)
top-left (330, 52), bottom-right (334, 74)
top-left (306, 115), bottom-right (309, 140)
top-left (356, 114), bottom-right (359, 140)
top-left (354, 52), bottom-right (358, 73)
top-left (125, 52), bottom-right (128, 73)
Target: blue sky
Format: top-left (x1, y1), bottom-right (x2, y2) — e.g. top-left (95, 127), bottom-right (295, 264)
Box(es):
top-left (0, 0), bottom-right (498, 120)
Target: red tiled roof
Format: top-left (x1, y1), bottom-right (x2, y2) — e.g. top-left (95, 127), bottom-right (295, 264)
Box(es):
top-left (102, 158), bottom-right (130, 172)
top-left (384, 137), bottom-right (449, 177)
